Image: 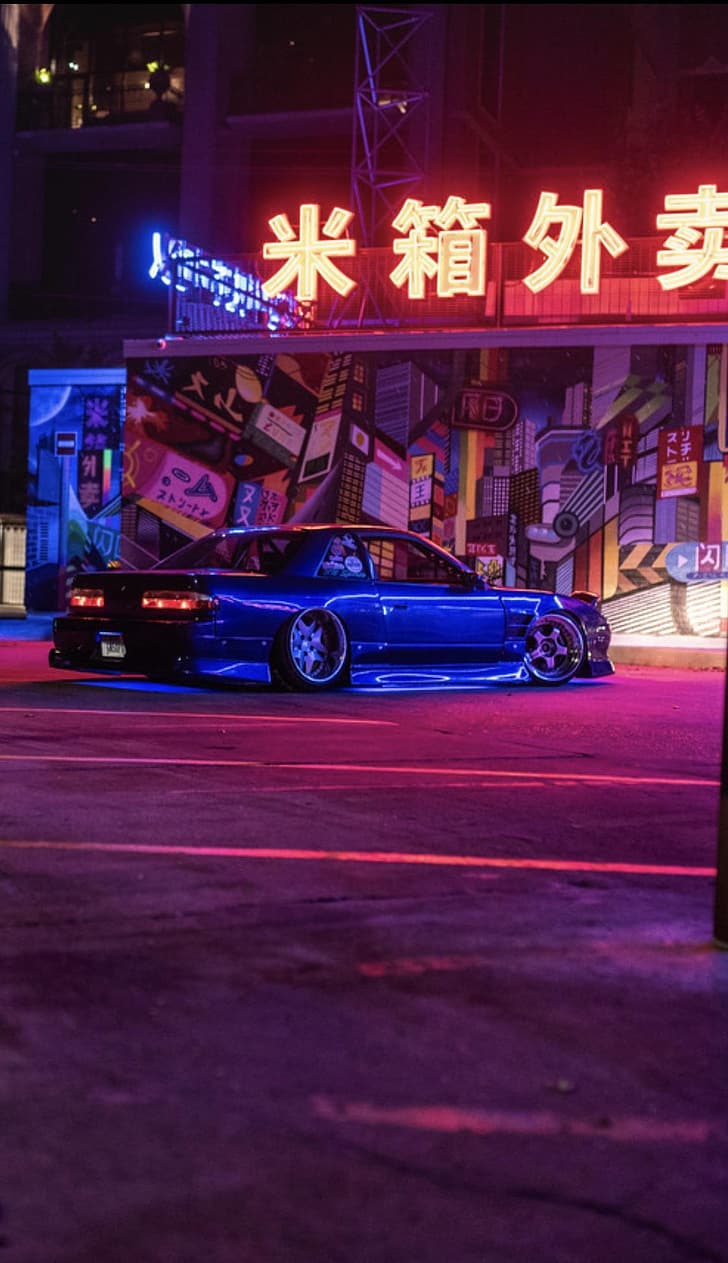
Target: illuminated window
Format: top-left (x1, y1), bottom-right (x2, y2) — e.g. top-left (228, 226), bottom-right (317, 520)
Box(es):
top-left (35, 4), bottom-right (185, 130)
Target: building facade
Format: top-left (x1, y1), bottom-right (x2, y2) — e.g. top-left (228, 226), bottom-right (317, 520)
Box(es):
top-left (3, 4), bottom-right (728, 646)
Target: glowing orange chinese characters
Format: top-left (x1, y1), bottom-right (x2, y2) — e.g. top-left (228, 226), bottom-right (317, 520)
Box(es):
top-left (260, 186), bottom-right (728, 304)
top-left (656, 184), bottom-right (728, 291)
top-left (523, 189), bottom-right (628, 294)
top-left (390, 196), bottom-right (492, 299)
top-left (262, 204), bottom-right (357, 303)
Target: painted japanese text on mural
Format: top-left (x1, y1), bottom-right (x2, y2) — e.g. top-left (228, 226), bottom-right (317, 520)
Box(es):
top-left (122, 344), bottom-right (728, 640)
top-left (26, 370), bottom-right (125, 610)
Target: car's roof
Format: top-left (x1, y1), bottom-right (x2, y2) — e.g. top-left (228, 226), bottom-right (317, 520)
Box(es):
top-left (210, 523), bottom-right (473, 570)
top-left (218, 524), bottom-right (430, 538)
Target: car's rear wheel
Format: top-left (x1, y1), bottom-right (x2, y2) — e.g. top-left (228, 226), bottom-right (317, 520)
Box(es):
top-left (524, 613), bottom-right (586, 685)
top-left (273, 608), bottom-right (349, 691)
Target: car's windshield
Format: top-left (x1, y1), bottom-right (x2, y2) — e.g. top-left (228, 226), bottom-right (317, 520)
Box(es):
top-left (153, 531), bottom-right (301, 575)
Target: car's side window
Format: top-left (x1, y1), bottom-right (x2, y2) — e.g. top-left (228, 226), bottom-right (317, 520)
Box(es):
top-left (201, 535), bottom-right (240, 569)
top-left (366, 537), bottom-right (464, 584)
top-left (366, 537), bottom-right (404, 580)
top-left (257, 536), bottom-right (297, 575)
top-left (317, 533), bottom-right (369, 579)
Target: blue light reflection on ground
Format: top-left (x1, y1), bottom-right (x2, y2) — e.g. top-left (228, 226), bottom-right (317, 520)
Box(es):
top-left (71, 673), bottom-right (605, 697)
top-left (75, 679), bottom-right (502, 698)
top-left (72, 675), bottom-right (508, 698)
top-left (75, 678), bottom-right (209, 696)
top-left (350, 664), bottom-right (531, 690)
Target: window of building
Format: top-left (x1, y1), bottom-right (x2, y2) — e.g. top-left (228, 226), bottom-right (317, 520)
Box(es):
top-left (21, 4), bottom-right (185, 130)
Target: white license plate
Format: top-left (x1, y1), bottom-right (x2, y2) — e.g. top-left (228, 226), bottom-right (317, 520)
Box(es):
top-left (100, 635), bottom-right (126, 660)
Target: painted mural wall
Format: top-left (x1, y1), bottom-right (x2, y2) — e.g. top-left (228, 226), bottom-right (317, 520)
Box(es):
top-left (26, 369), bottom-right (126, 611)
top-left (118, 344), bottom-right (728, 640)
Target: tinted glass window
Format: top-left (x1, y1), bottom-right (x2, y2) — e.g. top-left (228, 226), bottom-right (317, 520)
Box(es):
top-left (153, 531), bottom-right (300, 572)
top-left (237, 535), bottom-right (300, 575)
top-left (365, 537), bottom-right (466, 584)
top-left (154, 533), bottom-right (239, 570)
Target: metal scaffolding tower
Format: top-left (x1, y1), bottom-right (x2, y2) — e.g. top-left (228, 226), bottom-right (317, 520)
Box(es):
top-left (351, 4), bottom-right (434, 248)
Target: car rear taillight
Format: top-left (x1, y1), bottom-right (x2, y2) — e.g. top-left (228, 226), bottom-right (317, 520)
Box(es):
top-left (69, 589), bottom-right (105, 609)
top-left (141, 590), bottom-right (218, 612)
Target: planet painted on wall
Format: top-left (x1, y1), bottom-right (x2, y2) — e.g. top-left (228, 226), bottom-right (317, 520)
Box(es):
top-left (276, 354), bottom-right (306, 389)
top-left (29, 386), bottom-right (72, 427)
top-left (235, 364), bottom-right (263, 403)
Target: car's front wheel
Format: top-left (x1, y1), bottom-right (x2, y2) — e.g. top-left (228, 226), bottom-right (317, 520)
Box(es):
top-left (273, 608), bottom-right (350, 691)
top-left (524, 613), bottom-right (586, 685)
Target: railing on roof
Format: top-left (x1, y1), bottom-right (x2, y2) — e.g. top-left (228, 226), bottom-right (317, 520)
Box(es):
top-left (166, 236), bottom-right (728, 335)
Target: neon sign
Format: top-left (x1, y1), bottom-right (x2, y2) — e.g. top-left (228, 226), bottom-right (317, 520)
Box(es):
top-left (655, 184), bottom-right (728, 291)
top-left (261, 188), bottom-right (728, 301)
top-left (150, 184), bottom-right (728, 319)
top-left (149, 232), bottom-right (305, 329)
top-left (522, 189), bottom-right (628, 294)
top-left (261, 204), bottom-right (357, 302)
top-left (390, 196), bottom-right (491, 299)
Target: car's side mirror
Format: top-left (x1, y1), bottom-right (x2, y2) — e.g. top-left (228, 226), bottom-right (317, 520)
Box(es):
top-left (460, 571), bottom-right (485, 590)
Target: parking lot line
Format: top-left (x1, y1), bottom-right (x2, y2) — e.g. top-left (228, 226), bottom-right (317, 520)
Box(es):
top-left (0, 837), bottom-right (715, 876)
top-left (0, 751), bottom-right (719, 787)
top-left (0, 705), bottom-right (395, 726)
top-left (311, 1096), bottom-right (718, 1143)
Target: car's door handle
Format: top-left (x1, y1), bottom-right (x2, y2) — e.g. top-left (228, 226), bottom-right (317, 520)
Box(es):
top-left (391, 602), bottom-right (408, 609)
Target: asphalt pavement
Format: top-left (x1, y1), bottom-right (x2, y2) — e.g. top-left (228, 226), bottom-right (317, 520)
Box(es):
top-left (0, 623), bottom-right (727, 1263)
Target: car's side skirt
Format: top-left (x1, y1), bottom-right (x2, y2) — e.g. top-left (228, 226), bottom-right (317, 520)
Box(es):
top-left (349, 662), bottom-right (531, 689)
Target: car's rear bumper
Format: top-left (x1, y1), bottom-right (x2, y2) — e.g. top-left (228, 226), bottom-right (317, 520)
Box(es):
top-left (49, 616), bottom-right (272, 684)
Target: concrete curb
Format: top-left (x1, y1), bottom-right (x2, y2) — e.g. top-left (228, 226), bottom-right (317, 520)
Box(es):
top-left (609, 643), bottom-right (725, 670)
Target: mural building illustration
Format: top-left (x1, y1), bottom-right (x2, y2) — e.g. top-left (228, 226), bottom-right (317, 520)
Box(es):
top-left (26, 369), bottom-right (126, 611)
top-left (26, 345), bottom-right (728, 641)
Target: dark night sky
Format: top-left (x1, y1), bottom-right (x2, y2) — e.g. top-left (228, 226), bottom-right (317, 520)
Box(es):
top-left (500, 4), bottom-right (634, 166)
top-left (500, 4), bottom-right (728, 160)
top-left (249, 4), bottom-right (728, 225)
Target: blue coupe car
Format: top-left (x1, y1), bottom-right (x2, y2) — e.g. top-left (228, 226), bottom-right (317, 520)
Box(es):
top-left (49, 524), bottom-right (614, 690)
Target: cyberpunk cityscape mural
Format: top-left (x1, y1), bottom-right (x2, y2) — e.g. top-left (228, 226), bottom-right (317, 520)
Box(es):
top-left (25, 369), bottom-right (126, 612)
top-left (26, 344), bottom-right (727, 642)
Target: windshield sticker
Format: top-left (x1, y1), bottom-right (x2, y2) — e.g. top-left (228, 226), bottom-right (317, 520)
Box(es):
top-left (320, 534), bottom-right (366, 577)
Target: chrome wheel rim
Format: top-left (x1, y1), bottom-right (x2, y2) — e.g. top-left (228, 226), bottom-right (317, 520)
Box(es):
top-left (289, 609), bottom-right (347, 683)
top-left (525, 615), bottom-right (583, 683)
